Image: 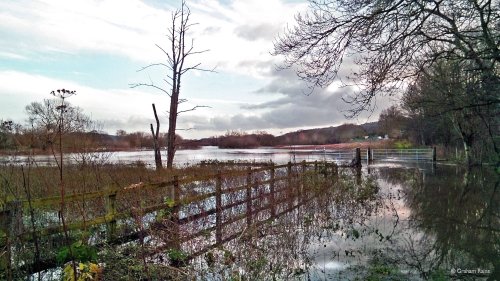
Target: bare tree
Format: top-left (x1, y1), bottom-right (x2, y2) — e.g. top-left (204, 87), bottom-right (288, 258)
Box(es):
top-left (274, 0), bottom-right (499, 117)
top-left (25, 99), bottom-right (91, 150)
top-left (150, 103), bottom-right (162, 170)
top-left (132, 0), bottom-right (213, 168)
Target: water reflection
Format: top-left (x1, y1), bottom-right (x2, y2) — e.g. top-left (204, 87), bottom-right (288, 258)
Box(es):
top-left (0, 146), bottom-right (355, 166)
top-left (170, 165), bottom-right (498, 280)
top-left (402, 166), bottom-right (499, 279)
top-left (4, 163), bottom-right (498, 280)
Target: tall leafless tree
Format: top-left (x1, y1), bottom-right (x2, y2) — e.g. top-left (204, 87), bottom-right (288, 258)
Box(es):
top-left (132, 1), bottom-right (213, 168)
top-left (274, 0), bottom-right (499, 117)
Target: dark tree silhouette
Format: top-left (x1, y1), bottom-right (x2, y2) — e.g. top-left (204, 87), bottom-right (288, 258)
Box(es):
top-left (150, 103), bottom-right (162, 170)
top-left (274, 0), bottom-right (499, 117)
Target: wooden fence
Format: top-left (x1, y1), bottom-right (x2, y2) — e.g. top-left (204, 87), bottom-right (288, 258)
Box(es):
top-left (0, 160), bottom-right (340, 274)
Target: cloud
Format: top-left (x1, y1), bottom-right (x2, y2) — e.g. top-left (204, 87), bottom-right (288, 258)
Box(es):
top-left (180, 63), bottom-right (399, 134)
top-left (235, 23), bottom-right (282, 41)
top-left (100, 116), bottom-right (156, 134)
top-left (0, 0), bottom-right (305, 76)
top-left (0, 70), bottom-right (166, 132)
top-left (0, 0), bottom-right (398, 139)
top-left (0, 0), bottom-right (169, 62)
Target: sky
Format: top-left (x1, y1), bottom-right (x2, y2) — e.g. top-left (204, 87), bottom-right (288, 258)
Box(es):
top-left (0, 0), bottom-right (397, 139)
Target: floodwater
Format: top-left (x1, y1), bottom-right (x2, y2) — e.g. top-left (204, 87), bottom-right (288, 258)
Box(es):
top-left (2, 148), bottom-right (498, 280)
top-left (177, 163), bottom-right (499, 280)
top-left (0, 146), bottom-right (355, 166)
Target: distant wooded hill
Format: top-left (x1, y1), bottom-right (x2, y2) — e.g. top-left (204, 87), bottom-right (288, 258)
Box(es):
top-left (0, 121), bottom-right (380, 153)
top-left (182, 122), bottom-right (380, 149)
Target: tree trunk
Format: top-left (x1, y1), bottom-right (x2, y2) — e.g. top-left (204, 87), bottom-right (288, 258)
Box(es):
top-left (167, 90), bottom-right (179, 169)
top-left (150, 104), bottom-right (162, 170)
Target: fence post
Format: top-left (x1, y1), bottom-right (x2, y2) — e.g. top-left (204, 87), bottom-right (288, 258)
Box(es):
top-left (170, 176), bottom-right (181, 251)
top-left (246, 167), bottom-right (252, 227)
top-left (215, 171), bottom-right (222, 244)
top-left (253, 178), bottom-right (260, 216)
top-left (356, 166), bottom-right (362, 185)
top-left (301, 160), bottom-right (306, 193)
top-left (0, 207), bottom-right (10, 275)
top-left (106, 193), bottom-right (117, 241)
top-left (287, 162), bottom-right (293, 208)
top-left (354, 148), bottom-right (361, 168)
top-left (313, 160), bottom-right (319, 185)
top-left (0, 201), bottom-right (21, 277)
top-left (432, 147), bottom-right (437, 162)
top-left (270, 163), bottom-right (276, 217)
top-left (367, 147), bottom-right (372, 163)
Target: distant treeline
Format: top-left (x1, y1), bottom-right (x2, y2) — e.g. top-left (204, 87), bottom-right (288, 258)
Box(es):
top-left (1, 106), bottom-right (381, 152)
top-left (0, 98), bottom-right (383, 153)
top-left (182, 123), bottom-right (380, 149)
top-left (0, 99), bottom-right (187, 154)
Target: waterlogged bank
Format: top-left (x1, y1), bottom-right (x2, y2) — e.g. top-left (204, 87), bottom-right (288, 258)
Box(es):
top-left (179, 164), bottom-right (498, 280)
top-left (1, 162), bottom-right (498, 280)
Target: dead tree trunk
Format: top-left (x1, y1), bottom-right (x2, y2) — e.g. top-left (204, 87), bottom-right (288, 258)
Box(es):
top-left (132, 1), bottom-right (213, 169)
top-left (150, 103), bottom-right (162, 170)
top-left (166, 89), bottom-right (178, 168)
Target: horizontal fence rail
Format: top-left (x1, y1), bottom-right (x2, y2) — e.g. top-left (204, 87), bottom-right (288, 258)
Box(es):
top-left (0, 147), bottom-right (435, 275)
top-left (0, 160), bottom-right (341, 274)
top-left (292, 147), bottom-right (436, 163)
top-left (368, 148), bottom-right (435, 162)
top-left (292, 149), bottom-right (356, 161)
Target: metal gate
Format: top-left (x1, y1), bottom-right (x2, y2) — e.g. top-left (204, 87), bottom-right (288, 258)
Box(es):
top-left (369, 148), bottom-right (434, 162)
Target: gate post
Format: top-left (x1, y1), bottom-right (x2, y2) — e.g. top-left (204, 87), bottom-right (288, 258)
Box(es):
top-left (354, 148), bottom-right (362, 167)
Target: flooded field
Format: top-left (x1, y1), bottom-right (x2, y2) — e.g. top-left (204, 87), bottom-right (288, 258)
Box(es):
top-left (0, 152), bottom-right (498, 280)
top-left (0, 146), bottom-right (353, 167)
top-left (175, 164), bottom-right (498, 280)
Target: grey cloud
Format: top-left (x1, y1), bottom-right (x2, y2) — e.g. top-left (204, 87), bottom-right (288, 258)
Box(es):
top-left (235, 23), bottom-right (281, 41)
top-left (175, 62), bottom-right (395, 136)
top-left (101, 116), bottom-right (155, 134)
top-left (202, 26), bottom-right (222, 35)
top-left (254, 67), bottom-right (309, 95)
top-left (183, 114), bottom-right (269, 131)
top-left (237, 60), bottom-right (275, 75)
top-left (181, 102), bottom-right (346, 133)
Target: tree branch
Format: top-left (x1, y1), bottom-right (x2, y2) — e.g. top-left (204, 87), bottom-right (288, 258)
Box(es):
top-left (177, 105), bottom-right (211, 115)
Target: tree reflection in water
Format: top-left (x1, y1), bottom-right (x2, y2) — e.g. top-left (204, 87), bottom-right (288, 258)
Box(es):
top-left (180, 165), bottom-right (498, 280)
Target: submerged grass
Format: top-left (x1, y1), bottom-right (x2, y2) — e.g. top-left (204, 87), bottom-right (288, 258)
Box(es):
top-left (0, 161), bottom-right (246, 202)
